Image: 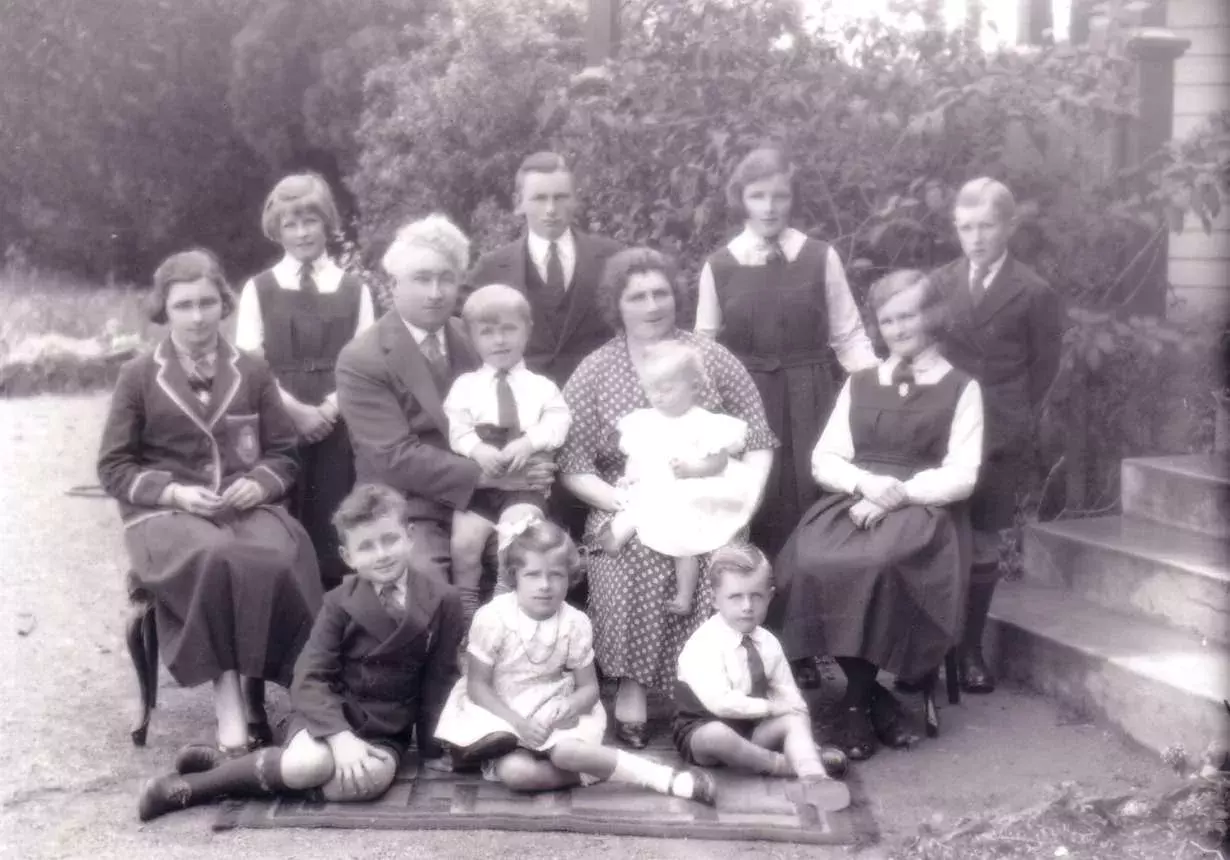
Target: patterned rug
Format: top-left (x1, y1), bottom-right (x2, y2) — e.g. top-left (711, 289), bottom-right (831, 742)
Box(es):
top-left (213, 726), bottom-right (878, 846)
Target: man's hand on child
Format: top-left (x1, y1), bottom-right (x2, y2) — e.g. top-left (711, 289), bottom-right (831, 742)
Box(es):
top-left (848, 499), bottom-right (889, 529)
top-left (856, 474), bottom-right (908, 510)
top-left (501, 436), bottom-right (537, 472)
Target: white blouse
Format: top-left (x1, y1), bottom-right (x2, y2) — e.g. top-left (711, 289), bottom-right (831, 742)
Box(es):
top-left (693, 227), bottom-right (878, 373)
top-left (811, 347), bottom-right (984, 506)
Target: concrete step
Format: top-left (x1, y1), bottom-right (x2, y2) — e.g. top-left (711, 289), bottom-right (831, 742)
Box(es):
top-left (987, 579), bottom-right (1230, 758)
top-left (1122, 454), bottom-right (1230, 539)
top-left (1024, 515), bottom-right (1230, 645)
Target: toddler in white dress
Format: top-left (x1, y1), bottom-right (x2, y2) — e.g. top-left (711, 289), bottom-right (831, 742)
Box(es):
top-left (434, 517), bottom-right (717, 804)
top-left (601, 341), bottom-right (761, 615)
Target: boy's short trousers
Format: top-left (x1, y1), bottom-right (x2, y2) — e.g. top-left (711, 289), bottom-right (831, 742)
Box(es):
top-left (283, 715), bottom-right (409, 768)
top-left (467, 488), bottom-right (546, 524)
top-left (671, 710), bottom-right (760, 766)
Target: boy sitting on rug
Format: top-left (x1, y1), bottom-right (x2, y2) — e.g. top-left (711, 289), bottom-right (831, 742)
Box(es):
top-left (137, 483), bottom-right (466, 821)
top-left (672, 543), bottom-right (852, 811)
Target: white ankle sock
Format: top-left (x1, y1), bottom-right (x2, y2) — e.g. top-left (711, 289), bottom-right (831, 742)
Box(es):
top-left (610, 751), bottom-right (676, 795)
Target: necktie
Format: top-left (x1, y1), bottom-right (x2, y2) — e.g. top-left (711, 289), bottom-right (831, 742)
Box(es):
top-left (544, 241), bottom-right (566, 298)
top-left (299, 262), bottom-right (319, 297)
top-left (495, 369), bottom-right (521, 434)
top-left (765, 240), bottom-right (787, 265)
top-left (420, 330), bottom-right (447, 378)
top-left (379, 583), bottom-right (404, 618)
top-left (741, 635), bottom-right (770, 698)
top-left (891, 358), bottom-right (915, 396)
top-left (970, 264), bottom-right (988, 302)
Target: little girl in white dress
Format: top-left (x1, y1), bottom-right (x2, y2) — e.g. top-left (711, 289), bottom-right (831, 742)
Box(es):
top-left (601, 341), bottom-right (761, 615)
top-left (434, 517), bottom-right (717, 803)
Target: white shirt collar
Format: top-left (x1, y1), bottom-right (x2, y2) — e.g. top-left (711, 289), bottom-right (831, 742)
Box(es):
top-left (885, 344), bottom-right (947, 374)
top-left (503, 593), bottom-right (562, 639)
top-left (526, 228), bottom-right (576, 264)
top-left (372, 571), bottom-right (407, 603)
top-left (401, 317), bottom-right (448, 353)
top-left (973, 252), bottom-right (1008, 284)
top-left (710, 613), bottom-right (766, 647)
top-left (476, 359), bottom-right (527, 378)
top-left (274, 253), bottom-right (336, 280)
top-left (728, 226), bottom-right (807, 264)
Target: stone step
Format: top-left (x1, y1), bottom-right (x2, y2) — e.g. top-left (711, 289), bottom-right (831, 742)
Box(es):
top-left (1121, 454), bottom-right (1230, 539)
top-left (1024, 515), bottom-right (1230, 645)
top-left (986, 579), bottom-right (1230, 758)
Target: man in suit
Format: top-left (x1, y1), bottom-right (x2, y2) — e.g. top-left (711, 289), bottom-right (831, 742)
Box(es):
top-left (933, 178), bottom-right (1063, 694)
top-left (468, 151), bottom-right (624, 389)
top-left (336, 214), bottom-right (554, 585)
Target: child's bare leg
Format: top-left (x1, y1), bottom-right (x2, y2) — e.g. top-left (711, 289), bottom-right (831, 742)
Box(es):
top-left (548, 739), bottom-right (716, 805)
top-left (753, 715), bottom-right (851, 812)
top-left (451, 510), bottom-right (496, 624)
top-left (685, 721), bottom-right (791, 775)
top-left (213, 670), bottom-right (248, 749)
top-left (667, 555), bottom-right (700, 615)
top-left (495, 749), bottom-right (582, 792)
top-left (600, 511), bottom-right (637, 554)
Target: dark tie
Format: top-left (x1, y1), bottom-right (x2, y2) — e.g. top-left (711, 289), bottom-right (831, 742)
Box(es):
top-left (891, 358), bottom-right (915, 395)
top-left (765, 240), bottom-right (787, 265)
top-left (495, 369), bottom-right (520, 434)
top-left (379, 583), bottom-right (404, 619)
top-left (420, 330), bottom-right (447, 379)
top-left (299, 262), bottom-right (319, 297)
top-left (970, 264), bottom-right (988, 302)
top-left (741, 635), bottom-right (770, 698)
top-left (545, 241), bottom-right (566, 298)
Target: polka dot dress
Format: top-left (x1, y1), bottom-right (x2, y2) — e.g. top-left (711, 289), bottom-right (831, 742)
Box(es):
top-left (559, 330), bottom-right (779, 691)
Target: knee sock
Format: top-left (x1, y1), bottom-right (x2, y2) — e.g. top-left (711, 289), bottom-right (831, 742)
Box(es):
top-left (610, 750), bottom-right (697, 799)
top-left (184, 747), bottom-right (289, 804)
top-left (963, 576), bottom-right (999, 654)
top-left (835, 656), bottom-right (877, 709)
top-left (693, 731), bottom-right (789, 775)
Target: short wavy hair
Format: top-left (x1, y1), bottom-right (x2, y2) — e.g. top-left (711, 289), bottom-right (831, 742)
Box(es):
top-left (260, 173), bottom-right (341, 243)
top-left (637, 340), bottom-right (707, 389)
top-left (500, 517), bottom-right (584, 589)
top-left (705, 542), bottom-right (774, 591)
top-left (866, 269), bottom-right (948, 354)
top-left (596, 247), bottom-right (685, 332)
top-left (952, 177), bottom-right (1016, 223)
top-left (382, 214), bottom-right (471, 279)
top-left (461, 283), bottom-right (533, 328)
top-left (514, 151), bottom-right (573, 199)
top-left (725, 146), bottom-right (798, 216)
top-left (331, 483), bottom-right (409, 540)
top-left (146, 248), bottom-right (235, 325)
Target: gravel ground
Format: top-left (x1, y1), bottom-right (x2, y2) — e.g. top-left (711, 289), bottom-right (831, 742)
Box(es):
top-left (0, 394), bottom-right (1174, 860)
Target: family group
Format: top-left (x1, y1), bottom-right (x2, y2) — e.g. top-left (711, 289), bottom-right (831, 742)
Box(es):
top-left (94, 147), bottom-right (1062, 822)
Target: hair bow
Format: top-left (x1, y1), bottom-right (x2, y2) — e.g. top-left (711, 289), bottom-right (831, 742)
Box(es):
top-left (496, 512), bottom-right (543, 552)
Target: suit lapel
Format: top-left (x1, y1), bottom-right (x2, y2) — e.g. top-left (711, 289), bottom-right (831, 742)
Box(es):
top-left (444, 317), bottom-right (479, 374)
top-left (972, 256), bottom-right (1027, 323)
top-left (344, 579), bottom-right (399, 643)
top-left (152, 339), bottom-right (213, 434)
top-left (556, 231), bottom-right (598, 353)
top-left (380, 315), bottom-right (449, 434)
top-left (204, 340), bottom-right (243, 429)
top-left (371, 572), bottom-right (444, 656)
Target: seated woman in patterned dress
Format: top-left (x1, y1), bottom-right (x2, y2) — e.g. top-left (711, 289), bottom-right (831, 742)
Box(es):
top-left (558, 247), bottom-right (778, 749)
top-left (98, 249), bottom-right (324, 758)
top-left (773, 270), bottom-right (984, 762)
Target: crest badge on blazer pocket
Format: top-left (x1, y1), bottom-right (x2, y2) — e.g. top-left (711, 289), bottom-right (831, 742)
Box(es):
top-left (225, 414), bottom-right (261, 467)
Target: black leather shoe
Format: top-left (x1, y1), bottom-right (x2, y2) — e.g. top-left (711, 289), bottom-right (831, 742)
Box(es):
top-left (615, 720), bottom-right (649, 749)
top-left (137, 775), bottom-right (194, 822)
top-left (679, 768), bottom-right (718, 806)
top-left (833, 707), bottom-right (877, 761)
top-left (173, 742), bottom-right (252, 775)
top-left (454, 731), bottom-right (520, 768)
top-left (818, 745), bottom-right (849, 779)
top-left (959, 651), bottom-right (996, 694)
top-left (791, 658), bottom-right (822, 690)
top-left (248, 719), bottom-right (275, 748)
top-left (868, 685), bottom-right (914, 749)
top-left (892, 676), bottom-right (923, 694)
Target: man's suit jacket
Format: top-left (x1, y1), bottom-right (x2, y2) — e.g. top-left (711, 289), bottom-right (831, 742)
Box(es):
top-left (336, 312), bottom-right (482, 523)
top-left (468, 230), bottom-right (624, 386)
top-left (933, 255), bottom-right (1063, 455)
top-left (290, 572), bottom-right (464, 757)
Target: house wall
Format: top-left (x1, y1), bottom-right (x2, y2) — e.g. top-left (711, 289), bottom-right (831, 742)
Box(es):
top-left (1166, 0), bottom-right (1230, 320)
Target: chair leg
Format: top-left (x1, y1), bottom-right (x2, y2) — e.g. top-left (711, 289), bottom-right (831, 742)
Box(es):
top-left (127, 601), bottom-right (158, 746)
top-left (944, 648), bottom-right (961, 705)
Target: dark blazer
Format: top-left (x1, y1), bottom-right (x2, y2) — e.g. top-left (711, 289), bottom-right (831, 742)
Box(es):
top-left (290, 572), bottom-right (464, 757)
top-left (468, 230), bottom-right (624, 386)
top-left (97, 338), bottom-right (299, 524)
top-left (933, 255), bottom-right (1062, 455)
top-left (336, 312), bottom-right (482, 523)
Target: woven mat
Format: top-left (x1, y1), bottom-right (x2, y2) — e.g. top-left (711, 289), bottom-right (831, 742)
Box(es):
top-left (213, 728), bottom-right (877, 846)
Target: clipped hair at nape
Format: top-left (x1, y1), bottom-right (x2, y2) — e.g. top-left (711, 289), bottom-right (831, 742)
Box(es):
top-left (704, 541), bottom-right (774, 591)
top-left (499, 517), bottom-right (583, 588)
top-left (331, 483), bottom-right (409, 540)
top-left (461, 283), bottom-right (533, 328)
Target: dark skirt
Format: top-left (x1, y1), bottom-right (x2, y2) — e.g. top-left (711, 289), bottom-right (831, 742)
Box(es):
top-left (124, 506), bottom-right (324, 688)
top-left (291, 421), bottom-right (355, 590)
top-left (774, 492), bottom-right (969, 680)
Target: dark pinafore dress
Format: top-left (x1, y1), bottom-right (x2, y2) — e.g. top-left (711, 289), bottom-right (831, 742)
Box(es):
top-left (774, 367), bottom-right (973, 681)
top-left (709, 238), bottom-right (841, 560)
top-left (253, 270), bottom-right (368, 589)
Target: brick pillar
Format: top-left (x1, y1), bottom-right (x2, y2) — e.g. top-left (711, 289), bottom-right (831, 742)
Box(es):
top-left (1121, 28), bottom-right (1191, 314)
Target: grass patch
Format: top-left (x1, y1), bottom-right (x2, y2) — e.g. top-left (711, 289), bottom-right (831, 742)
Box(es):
top-left (0, 265), bottom-right (156, 396)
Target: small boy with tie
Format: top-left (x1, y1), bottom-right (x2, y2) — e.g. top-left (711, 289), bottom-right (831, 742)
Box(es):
top-left (443, 284), bottom-right (572, 621)
top-left (932, 177), bottom-right (1062, 694)
top-left (672, 544), bottom-right (850, 812)
top-left (137, 483), bottom-right (465, 820)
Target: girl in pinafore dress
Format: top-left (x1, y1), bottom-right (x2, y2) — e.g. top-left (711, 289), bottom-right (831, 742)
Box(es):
top-left (434, 518), bottom-right (717, 804)
top-left (603, 341), bottom-right (761, 616)
top-left (774, 270), bottom-right (984, 762)
top-left (695, 147), bottom-right (878, 565)
top-left (234, 173), bottom-right (376, 589)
